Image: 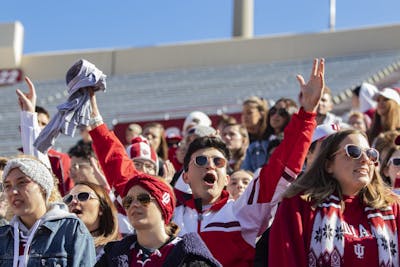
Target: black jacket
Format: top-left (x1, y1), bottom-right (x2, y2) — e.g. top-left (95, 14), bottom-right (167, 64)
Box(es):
top-left (95, 232), bottom-right (221, 267)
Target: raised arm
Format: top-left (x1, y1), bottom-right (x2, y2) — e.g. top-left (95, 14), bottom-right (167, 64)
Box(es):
top-left (234, 59), bottom-right (324, 241)
top-left (16, 77), bottom-right (51, 168)
top-left (88, 90), bottom-right (140, 195)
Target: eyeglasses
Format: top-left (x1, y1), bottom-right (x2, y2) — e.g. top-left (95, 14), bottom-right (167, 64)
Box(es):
top-left (269, 107), bottom-right (289, 117)
top-left (133, 160), bottom-right (156, 172)
top-left (122, 193), bottom-right (155, 209)
top-left (63, 192), bottom-right (98, 205)
top-left (388, 157), bottom-right (400, 167)
top-left (340, 144), bottom-right (379, 163)
top-left (192, 155), bottom-right (227, 168)
top-left (71, 162), bottom-right (91, 170)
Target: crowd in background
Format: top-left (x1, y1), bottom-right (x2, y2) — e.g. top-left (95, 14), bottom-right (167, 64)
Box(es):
top-left (1, 57), bottom-right (400, 266)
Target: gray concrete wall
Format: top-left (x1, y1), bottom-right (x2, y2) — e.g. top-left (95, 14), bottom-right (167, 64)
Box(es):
top-left (2, 21), bottom-right (400, 80)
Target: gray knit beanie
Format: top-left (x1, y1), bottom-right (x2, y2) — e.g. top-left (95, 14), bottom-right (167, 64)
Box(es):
top-left (2, 158), bottom-right (54, 202)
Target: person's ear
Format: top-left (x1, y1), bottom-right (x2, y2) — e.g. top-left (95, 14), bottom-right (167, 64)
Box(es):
top-left (383, 166), bottom-right (390, 177)
top-left (182, 171), bottom-right (190, 184)
top-left (224, 174), bottom-right (230, 186)
top-left (325, 160), bottom-right (333, 174)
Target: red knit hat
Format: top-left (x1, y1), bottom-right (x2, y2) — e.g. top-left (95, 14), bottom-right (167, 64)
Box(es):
top-left (123, 174), bottom-right (176, 224)
top-left (126, 136), bottom-right (158, 172)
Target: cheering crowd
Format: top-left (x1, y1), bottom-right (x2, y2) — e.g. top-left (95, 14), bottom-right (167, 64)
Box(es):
top-left (0, 57), bottom-right (400, 266)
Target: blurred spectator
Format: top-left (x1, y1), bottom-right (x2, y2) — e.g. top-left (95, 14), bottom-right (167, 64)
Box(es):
top-left (182, 111), bottom-right (212, 136)
top-left (347, 110), bottom-right (369, 132)
top-left (125, 123), bottom-right (142, 146)
top-left (351, 82), bottom-right (378, 121)
top-left (241, 96), bottom-right (269, 143)
top-left (368, 87), bottom-right (400, 143)
top-left (315, 86), bottom-right (343, 125)
top-left (221, 123), bottom-right (249, 173)
top-left (216, 114), bottom-right (237, 134)
top-left (242, 97), bottom-right (297, 172)
top-left (143, 122), bottom-right (168, 176)
top-left (0, 157), bottom-right (8, 226)
top-left (126, 136), bottom-right (158, 176)
top-left (68, 142), bottom-right (108, 187)
top-left (373, 130), bottom-right (400, 188)
top-left (226, 170), bottom-right (253, 200)
top-left (165, 127), bottom-right (183, 171)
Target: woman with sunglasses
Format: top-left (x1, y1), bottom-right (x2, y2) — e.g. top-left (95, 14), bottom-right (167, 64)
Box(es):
top-left (241, 97), bottom-right (298, 172)
top-left (373, 130), bottom-right (400, 192)
top-left (96, 173), bottom-right (221, 266)
top-left (269, 129), bottom-right (400, 266)
top-left (63, 181), bottom-right (119, 260)
top-left (0, 156), bottom-right (95, 266)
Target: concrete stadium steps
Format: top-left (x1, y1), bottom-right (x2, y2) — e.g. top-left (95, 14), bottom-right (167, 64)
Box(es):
top-left (0, 50), bottom-right (400, 156)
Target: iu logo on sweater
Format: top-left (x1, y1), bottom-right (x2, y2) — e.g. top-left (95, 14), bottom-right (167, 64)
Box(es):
top-left (354, 244), bottom-right (365, 259)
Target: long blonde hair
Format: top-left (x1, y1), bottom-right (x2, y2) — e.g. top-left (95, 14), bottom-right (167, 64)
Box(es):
top-left (284, 129), bottom-right (399, 209)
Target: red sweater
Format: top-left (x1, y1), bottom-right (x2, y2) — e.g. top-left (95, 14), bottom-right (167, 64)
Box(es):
top-left (269, 194), bottom-right (400, 267)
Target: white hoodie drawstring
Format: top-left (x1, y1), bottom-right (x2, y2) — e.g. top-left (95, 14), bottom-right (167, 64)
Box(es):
top-left (13, 219), bottom-right (42, 267)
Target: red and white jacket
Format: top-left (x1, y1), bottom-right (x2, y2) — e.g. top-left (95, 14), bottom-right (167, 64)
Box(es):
top-left (89, 108), bottom-right (316, 266)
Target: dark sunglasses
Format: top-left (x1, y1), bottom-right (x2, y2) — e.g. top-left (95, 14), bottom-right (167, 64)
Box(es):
top-left (192, 155), bottom-right (226, 168)
top-left (389, 157), bottom-right (400, 167)
top-left (63, 192), bottom-right (98, 205)
top-left (269, 107), bottom-right (289, 117)
top-left (122, 193), bottom-right (155, 209)
top-left (342, 144), bottom-right (379, 163)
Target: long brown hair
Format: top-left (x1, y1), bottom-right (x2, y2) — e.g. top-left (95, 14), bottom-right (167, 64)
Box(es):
top-left (373, 130), bottom-right (400, 186)
top-left (223, 123), bottom-right (249, 172)
top-left (369, 99), bottom-right (400, 143)
top-left (73, 181), bottom-right (119, 247)
top-left (284, 129), bottom-right (399, 209)
top-left (242, 96), bottom-right (269, 140)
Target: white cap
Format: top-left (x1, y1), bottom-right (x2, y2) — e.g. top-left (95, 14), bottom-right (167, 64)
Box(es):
top-left (182, 111), bottom-right (212, 135)
top-left (312, 123), bottom-right (340, 143)
top-left (373, 88), bottom-right (400, 105)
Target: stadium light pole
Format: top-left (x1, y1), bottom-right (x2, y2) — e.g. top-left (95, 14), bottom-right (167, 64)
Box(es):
top-left (329, 0), bottom-right (336, 31)
top-left (232, 0), bottom-right (254, 38)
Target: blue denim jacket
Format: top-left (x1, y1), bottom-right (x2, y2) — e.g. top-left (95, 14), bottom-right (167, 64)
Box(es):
top-left (0, 204), bottom-right (95, 267)
top-left (241, 139), bottom-right (270, 172)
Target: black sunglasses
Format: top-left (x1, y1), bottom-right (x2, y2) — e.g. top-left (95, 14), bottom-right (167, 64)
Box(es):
top-left (122, 193), bottom-right (155, 209)
top-left (342, 144), bottom-right (379, 163)
top-left (63, 192), bottom-right (98, 205)
top-left (269, 107), bottom-right (289, 117)
top-left (389, 157), bottom-right (400, 167)
top-left (192, 155), bottom-right (226, 168)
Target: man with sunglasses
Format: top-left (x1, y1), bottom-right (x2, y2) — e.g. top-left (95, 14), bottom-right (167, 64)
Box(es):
top-left (88, 58), bottom-right (325, 266)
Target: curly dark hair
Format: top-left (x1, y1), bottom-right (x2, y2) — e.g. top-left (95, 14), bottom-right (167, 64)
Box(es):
top-left (68, 141), bottom-right (94, 160)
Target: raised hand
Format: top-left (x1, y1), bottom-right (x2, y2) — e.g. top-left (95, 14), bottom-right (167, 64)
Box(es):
top-left (16, 76), bottom-right (37, 113)
top-left (296, 58), bottom-right (325, 112)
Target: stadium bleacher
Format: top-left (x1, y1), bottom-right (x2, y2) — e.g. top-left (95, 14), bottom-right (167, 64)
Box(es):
top-left (0, 50), bottom-right (400, 156)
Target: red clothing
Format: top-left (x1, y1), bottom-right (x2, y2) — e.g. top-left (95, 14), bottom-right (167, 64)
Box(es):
top-left (48, 149), bottom-right (73, 196)
top-left (269, 194), bottom-right (400, 267)
top-left (89, 108), bottom-right (316, 266)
